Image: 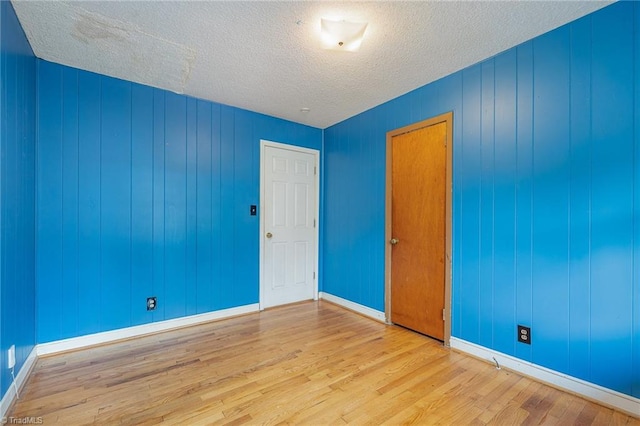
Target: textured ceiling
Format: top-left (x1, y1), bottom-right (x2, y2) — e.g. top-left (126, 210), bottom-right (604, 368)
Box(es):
top-left (12, 1), bottom-right (612, 129)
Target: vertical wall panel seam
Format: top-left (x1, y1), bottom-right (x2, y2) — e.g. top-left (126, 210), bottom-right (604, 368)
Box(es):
top-left (633, 1), bottom-right (639, 397)
top-left (210, 104), bottom-right (214, 309)
top-left (163, 96), bottom-right (167, 320)
top-left (151, 91), bottom-right (155, 320)
top-left (195, 103), bottom-right (199, 312)
top-left (218, 106), bottom-right (222, 303)
top-left (459, 74), bottom-right (464, 334)
top-left (530, 40), bottom-right (535, 346)
top-left (567, 27), bottom-right (573, 366)
top-left (0, 8), bottom-right (3, 370)
top-left (588, 15), bottom-right (594, 381)
top-left (232, 110), bottom-right (236, 296)
top-left (98, 76), bottom-right (103, 331)
top-left (529, 42), bottom-right (536, 348)
top-left (631, 3), bottom-right (640, 397)
top-left (214, 105), bottom-right (219, 306)
top-left (478, 69), bottom-right (483, 341)
top-left (75, 70), bottom-right (79, 334)
top-left (513, 50), bottom-right (519, 349)
top-left (184, 100), bottom-right (188, 313)
top-left (60, 68), bottom-right (64, 337)
top-left (491, 59), bottom-right (496, 348)
top-left (129, 83), bottom-right (133, 326)
top-left (162, 94), bottom-right (168, 318)
top-left (34, 59), bottom-right (39, 343)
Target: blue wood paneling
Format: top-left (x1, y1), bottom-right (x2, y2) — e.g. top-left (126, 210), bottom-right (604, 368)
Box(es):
top-left (459, 64), bottom-right (482, 342)
top-left (479, 59), bottom-right (495, 349)
top-left (36, 61), bottom-right (322, 343)
top-left (514, 41), bottom-right (534, 363)
top-left (0, 0), bottom-right (36, 401)
top-left (218, 105), bottom-right (235, 310)
top-left (100, 78), bottom-right (132, 331)
top-left (634, 0), bottom-right (640, 400)
top-left (589, 4), bottom-right (634, 395)
top-left (195, 100), bottom-right (213, 314)
top-left (164, 93), bottom-right (187, 320)
top-left (531, 26), bottom-right (571, 375)
top-left (62, 67), bottom-right (79, 338)
top-left (323, 110), bottom-right (388, 310)
top-left (323, 1), bottom-right (640, 398)
top-left (37, 62), bottom-right (63, 343)
top-left (492, 48), bottom-right (517, 356)
top-left (185, 98), bottom-right (198, 317)
top-left (152, 89), bottom-right (166, 322)
top-left (568, 16), bottom-right (592, 382)
top-left (77, 71), bottom-right (102, 336)
top-left (131, 84), bottom-right (154, 327)
top-left (234, 110), bottom-right (256, 306)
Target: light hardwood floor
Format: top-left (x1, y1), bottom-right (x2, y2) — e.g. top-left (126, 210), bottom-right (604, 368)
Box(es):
top-left (9, 301), bottom-right (640, 425)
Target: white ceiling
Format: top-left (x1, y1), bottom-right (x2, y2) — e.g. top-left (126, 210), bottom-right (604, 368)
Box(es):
top-left (12, 1), bottom-right (612, 129)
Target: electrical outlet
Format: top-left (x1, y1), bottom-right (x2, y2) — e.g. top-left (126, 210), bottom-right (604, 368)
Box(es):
top-left (518, 325), bottom-right (531, 345)
top-left (8, 345), bottom-right (15, 369)
top-left (147, 297), bottom-right (157, 311)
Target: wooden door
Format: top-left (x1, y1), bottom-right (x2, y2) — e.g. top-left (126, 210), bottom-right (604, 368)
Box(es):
top-left (390, 121), bottom-right (447, 340)
top-left (261, 143), bottom-right (318, 308)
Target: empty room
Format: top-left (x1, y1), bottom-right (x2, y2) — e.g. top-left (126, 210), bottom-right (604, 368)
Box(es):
top-left (1, 0), bottom-right (639, 424)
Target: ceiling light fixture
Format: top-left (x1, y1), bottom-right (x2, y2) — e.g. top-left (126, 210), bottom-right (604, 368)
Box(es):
top-left (320, 18), bottom-right (368, 52)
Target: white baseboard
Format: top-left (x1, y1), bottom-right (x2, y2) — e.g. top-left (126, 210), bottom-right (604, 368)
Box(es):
top-left (0, 347), bottom-right (37, 419)
top-left (319, 292), bottom-right (386, 323)
top-left (450, 337), bottom-right (640, 417)
top-left (37, 304), bottom-right (260, 356)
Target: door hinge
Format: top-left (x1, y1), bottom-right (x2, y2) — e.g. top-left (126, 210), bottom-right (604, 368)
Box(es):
top-left (314, 165), bottom-right (317, 175)
top-left (313, 219), bottom-right (316, 228)
top-left (442, 309), bottom-right (446, 321)
top-left (313, 271), bottom-right (316, 279)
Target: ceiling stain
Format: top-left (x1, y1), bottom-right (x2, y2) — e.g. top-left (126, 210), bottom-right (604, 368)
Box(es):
top-left (72, 10), bottom-right (130, 45)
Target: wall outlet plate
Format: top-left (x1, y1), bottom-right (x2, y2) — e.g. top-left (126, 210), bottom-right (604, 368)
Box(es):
top-left (8, 344), bottom-right (15, 369)
top-left (518, 325), bottom-right (531, 345)
top-left (147, 297), bottom-right (157, 311)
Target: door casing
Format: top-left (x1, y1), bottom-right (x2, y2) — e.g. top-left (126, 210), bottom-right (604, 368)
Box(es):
top-left (259, 139), bottom-right (320, 310)
top-left (385, 112), bottom-right (453, 346)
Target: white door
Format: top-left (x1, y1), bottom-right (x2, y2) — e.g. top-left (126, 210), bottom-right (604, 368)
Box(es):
top-left (260, 141), bottom-right (319, 309)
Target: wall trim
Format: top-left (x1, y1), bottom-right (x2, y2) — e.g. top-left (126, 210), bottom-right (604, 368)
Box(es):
top-left (37, 304), bottom-right (260, 356)
top-left (450, 337), bottom-right (640, 418)
top-left (0, 348), bottom-right (37, 419)
top-left (319, 292), bottom-right (386, 323)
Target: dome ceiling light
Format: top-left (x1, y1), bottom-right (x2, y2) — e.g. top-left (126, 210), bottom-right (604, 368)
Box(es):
top-left (320, 18), bottom-right (368, 52)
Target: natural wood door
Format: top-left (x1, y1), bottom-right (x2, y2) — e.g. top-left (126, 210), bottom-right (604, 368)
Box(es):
top-left (390, 121), bottom-right (447, 339)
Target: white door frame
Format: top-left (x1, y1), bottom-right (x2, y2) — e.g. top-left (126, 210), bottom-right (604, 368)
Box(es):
top-left (259, 140), bottom-right (320, 310)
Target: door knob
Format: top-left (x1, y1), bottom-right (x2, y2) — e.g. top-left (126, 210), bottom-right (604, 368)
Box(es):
top-left (390, 238), bottom-right (399, 245)
top-left (266, 232), bottom-right (273, 238)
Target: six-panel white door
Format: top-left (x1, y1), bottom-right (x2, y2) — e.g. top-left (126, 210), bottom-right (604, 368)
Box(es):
top-left (261, 142), bottom-right (318, 309)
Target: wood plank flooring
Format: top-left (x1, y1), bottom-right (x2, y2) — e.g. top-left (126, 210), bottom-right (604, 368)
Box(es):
top-left (9, 301), bottom-right (640, 425)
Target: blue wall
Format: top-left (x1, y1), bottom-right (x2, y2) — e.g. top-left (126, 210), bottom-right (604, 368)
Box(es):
top-left (7, 0), bottom-right (638, 404)
top-left (36, 61), bottom-right (322, 343)
top-left (324, 2), bottom-right (640, 398)
top-left (0, 0), bottom-right (37, 401)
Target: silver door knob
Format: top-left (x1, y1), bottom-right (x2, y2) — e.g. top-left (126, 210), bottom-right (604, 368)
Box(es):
top-left (266, 232), bottom-right (273, 238)
top-left (390, 238), bottom-right (399, 245)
